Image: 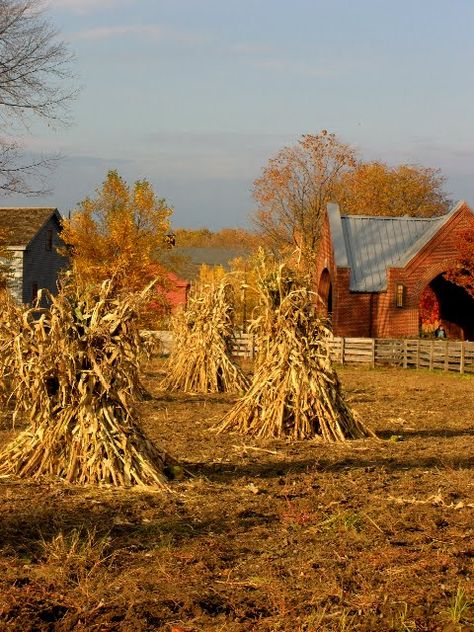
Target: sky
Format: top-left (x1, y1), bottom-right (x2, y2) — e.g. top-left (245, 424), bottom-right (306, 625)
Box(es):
top-left (7, 0), bottom-right (474, 228)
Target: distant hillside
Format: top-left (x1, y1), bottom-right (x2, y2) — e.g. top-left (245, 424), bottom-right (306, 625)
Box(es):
top-left (161, 246), bottom-right (250, 280)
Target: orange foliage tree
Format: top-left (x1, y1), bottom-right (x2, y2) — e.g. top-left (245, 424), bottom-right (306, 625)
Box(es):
top-left (252, 131), bottom-right (356, 264)
top-left (61, 171), bottom-right (173, 321)
top-left (173, 227), bottom-right (261, 250)
top-left (418, 285), bottom-right (440, 334)
top-left (445, 230), bottom-right (474, 298)
top-left (336, 161), bottom-right (450, 217)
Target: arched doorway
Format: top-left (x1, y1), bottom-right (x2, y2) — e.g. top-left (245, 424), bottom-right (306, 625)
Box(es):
top-left (318, 269), bottom-right (333, 318)
top-left (419, 274), bottom-right (474, 339)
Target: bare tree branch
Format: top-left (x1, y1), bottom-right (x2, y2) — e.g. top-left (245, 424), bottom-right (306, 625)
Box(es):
top-left (0, 137), bottom-right (59, 194)
top-left (0, 0), bottom-right (77, 195)
top-left (252, 131), bottom-right (357, 265)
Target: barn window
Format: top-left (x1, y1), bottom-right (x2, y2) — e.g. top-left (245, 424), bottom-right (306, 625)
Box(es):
top-left (395, 283), bottom-right (405, 308)
top-left (45, 228), bottom-right (53, 251)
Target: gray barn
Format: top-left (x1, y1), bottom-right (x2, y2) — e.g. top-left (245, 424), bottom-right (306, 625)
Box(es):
top-left (0, 207), bottom-right (68, 303)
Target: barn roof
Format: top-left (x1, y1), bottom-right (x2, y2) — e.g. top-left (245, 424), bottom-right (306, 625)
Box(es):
top-left (0, 207), bottom-right (61, 247)
top-left (329, 201), bottom-right (463, 292)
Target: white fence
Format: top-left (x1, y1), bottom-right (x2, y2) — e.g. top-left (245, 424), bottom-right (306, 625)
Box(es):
top-left (148, 331), bottom-right (474, 375)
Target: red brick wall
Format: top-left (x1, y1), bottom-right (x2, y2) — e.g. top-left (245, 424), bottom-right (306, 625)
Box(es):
top-left (332, 268), bottom-right (373, 337)
top-left (383, 203), bottom-right (474, 337)
top-left (318, 202), bottom-right (474, 338)
top-left (165, 272), bottom-right (190, 312)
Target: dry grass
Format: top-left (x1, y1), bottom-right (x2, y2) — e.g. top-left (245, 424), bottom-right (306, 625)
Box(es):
top-left (0, 364), bottom-right (474, 630)
top-left (37, 528), bottom-right (111, 588)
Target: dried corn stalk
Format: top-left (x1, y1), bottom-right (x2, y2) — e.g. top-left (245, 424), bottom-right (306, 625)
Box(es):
top-left (0, 290), bottom-right (24, 407)
top-left (217, 263), bottom-right (374, 441)
top-left (0, 279), bottom-right (172, 487)
top-left (163, 281), bottom-right (249, 393)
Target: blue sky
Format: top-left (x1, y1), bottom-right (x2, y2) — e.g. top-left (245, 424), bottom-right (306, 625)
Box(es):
top-left (9, 0), bottom-right (474, 228)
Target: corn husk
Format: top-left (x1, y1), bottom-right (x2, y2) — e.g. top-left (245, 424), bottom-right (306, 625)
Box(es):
top-left (0, 280), bottom-right (172, 487)
top-left (162, 281), bottom-right (249, 393)
top-left (217, 263), bottom-right (375, 441)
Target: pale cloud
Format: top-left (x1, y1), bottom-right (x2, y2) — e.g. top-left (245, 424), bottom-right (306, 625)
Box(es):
top-left (73, 23), bottom-right (208, 46)
top-left (252, 58), bottom-right (337, 78)
top-left (228, 42), bottom-right (274, 56)
top-left (46, 0), bottom-right (130, 14)
top-left (229, 42), bottom-right (361, 79)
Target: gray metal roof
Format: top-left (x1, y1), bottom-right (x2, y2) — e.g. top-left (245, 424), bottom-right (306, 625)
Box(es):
top-left (333, 201), bottom-right (463, 292)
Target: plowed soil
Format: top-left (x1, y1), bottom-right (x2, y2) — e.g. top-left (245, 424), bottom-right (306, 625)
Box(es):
top-left (0, 364), bottom-right (473, 631)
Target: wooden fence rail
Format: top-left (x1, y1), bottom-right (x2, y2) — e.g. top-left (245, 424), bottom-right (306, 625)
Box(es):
top-left (328, 337), bottom-right (474, 374)
top-left (147, 331), bottom-right (474, 375)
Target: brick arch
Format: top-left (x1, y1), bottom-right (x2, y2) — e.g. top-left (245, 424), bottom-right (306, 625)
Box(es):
top-left (416, 267), bottom-right (474, 340)
top-left (412, 260), bottom-right (459, 307)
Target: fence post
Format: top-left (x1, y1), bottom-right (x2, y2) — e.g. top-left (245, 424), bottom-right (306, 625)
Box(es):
top-left (444, 341), bottom-right (449, 372)
top-left (429, 341), bottom-right (434, 370)
top-left (371, 338), bottom-right (376, 368)
top-left (341, 337), bottom-right (345, 365)
top-left (416, 339), bottom-right (420, 369)
top-left (403, 339), bottom-right (408, 369)
top-left (460, 342), bottom-right (465, 374)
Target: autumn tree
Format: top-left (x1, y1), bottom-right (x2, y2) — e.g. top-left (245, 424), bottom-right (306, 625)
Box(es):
top-left (252, 131), bottom-right (356, 264)
top-left (0, 0), bottom-right (77, 194)
top-left (444, 230), bottom-right (474, 298)
top-left (336, 161), bottom-right (450, 217)
top-left (173, 227), bottom-right (261, 250)
top-left (61, 170), bottom-right (172, 299)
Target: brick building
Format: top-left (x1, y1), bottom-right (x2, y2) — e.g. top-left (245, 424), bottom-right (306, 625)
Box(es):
top-left (315, 201), bottom-right (474, 340)
top-left (164, 271), bottom-right (190, 311)
top-left (0, 207), bottom-right (67, 303)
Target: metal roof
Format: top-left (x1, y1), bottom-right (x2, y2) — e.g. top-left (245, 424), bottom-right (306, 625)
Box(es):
top-left (333, 202), bottom-right (463, 292)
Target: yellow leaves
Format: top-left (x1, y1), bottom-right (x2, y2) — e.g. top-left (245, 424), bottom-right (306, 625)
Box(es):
top-left (336, 161), bottom-right (450, 217)
top-left (253, 131), bottom-right (450, 271)
top-left (172, 227), bottom-right (261, 251)
top-left (60, 170), bottom-right (173, 297)
top-left (252, 130), bottom-right (356, 262)
top-left (198, 263), bottom-right (227, 286)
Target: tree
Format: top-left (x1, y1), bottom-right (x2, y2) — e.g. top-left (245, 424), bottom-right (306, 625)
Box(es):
top-left (61, 170), bottom-right (173, 297)
top-left (444, 230), bottom-right (474, 298)
top-left (0, 0), bottom-right (76, 194)
top-left (252, 131), bottom-right (356, 262)
top-left (173, 226), bottom-right (261, 250)
top-left (336, 161), bottom-right (450, 217)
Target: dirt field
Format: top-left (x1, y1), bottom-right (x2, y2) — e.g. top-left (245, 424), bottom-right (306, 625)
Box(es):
top-left (0, 363), bottom-right (473, 631)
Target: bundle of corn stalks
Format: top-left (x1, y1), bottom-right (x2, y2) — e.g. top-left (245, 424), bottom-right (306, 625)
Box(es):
top-left (0, 290), bottom-right (24, 407)
top-left (162, 280), bottom-right (249, 393)
top-left (0, 279), bottom-right (173, 487)
top-left (217, 263), bottom-right (375, 441)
